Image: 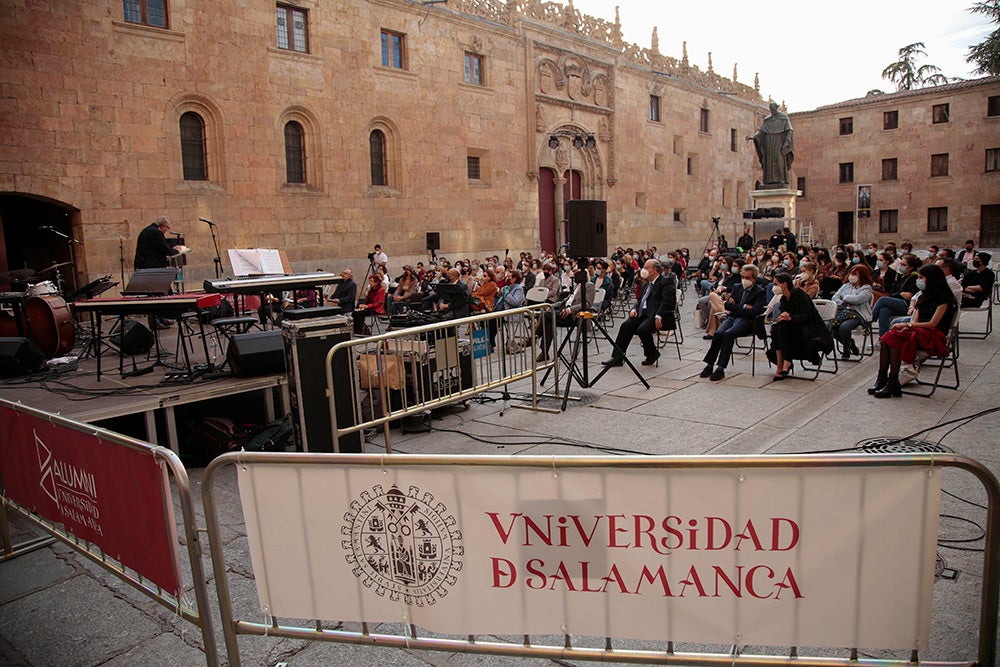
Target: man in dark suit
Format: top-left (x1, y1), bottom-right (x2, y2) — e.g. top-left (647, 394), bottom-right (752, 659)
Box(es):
top-left (602, 259), bottom-right (676, 367)
top-left (699, 263), bottom-right (767, 381)
top-left (134, 217), bottom-right (182, 270)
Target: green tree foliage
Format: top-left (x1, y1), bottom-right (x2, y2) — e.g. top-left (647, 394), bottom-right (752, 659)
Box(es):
top-left (967, 0), bottom-right (1000, 75)
top-left (881, 42), bottom-right (951, 91)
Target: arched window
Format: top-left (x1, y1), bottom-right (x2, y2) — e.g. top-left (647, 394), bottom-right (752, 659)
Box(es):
top-left (179, 112), bottom-right (207, 181)
top-left (370, 130), bottom-right (387, 186)
top-left (284, 121), bottom-right (305, 183)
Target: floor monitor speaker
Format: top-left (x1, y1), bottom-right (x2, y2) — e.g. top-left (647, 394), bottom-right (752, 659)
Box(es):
top-left (110, 320), bottom-right (154, 356)
top-left (0, 337), bottom-right (46, 378)
top-left (227, 330), bottom-right (285, 377)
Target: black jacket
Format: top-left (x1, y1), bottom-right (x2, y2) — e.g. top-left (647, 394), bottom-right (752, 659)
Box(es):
top-left (634, 273), bottom-right (677, 329)
top-left (133, 223), bottom-right (178, 270)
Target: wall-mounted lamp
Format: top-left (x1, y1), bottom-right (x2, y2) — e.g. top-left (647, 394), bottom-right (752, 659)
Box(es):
top-left (548, 131), bottom-right (596, 150)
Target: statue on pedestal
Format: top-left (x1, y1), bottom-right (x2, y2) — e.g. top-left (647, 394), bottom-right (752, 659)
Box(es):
top-left (747, 102), bottom-right (794, 188)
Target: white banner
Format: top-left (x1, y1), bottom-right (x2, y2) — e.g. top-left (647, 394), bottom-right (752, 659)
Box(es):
top-left (237, 462), bottom-right (939, 651)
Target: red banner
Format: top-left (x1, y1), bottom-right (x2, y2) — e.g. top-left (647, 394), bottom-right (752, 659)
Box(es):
top-left (0, 404), bottom-right (181, 595)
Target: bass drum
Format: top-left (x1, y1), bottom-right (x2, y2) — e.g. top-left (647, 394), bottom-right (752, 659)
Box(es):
top-left (25, 295), bottom-right (76, 357)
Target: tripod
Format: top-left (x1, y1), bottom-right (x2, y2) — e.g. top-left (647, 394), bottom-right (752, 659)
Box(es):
top-left (541, 282), bottom-right (648, 410)
top-left (701, 217), bottom-right (723, 259)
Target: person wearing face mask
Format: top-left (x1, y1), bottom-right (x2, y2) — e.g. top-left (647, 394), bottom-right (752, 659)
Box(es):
top-left (960, 252), bottom-right (995, 308)
top-left (829, 264), bottom-right (874, 359)
top-left (766, 272), bottom-right (835, 379)
top-left (696, 259), bottom-right (740, 336)
top-left (535, 263), bottom-right (561, 305)
top-left (792, 260), bottom-right (820, 299)
top-left (957, 239), bottom-right (978, 267)
top-left (698, 264), bottom-right (767, 381)
top-left (869, 264), bottom-right (957, 398)
top-left (872, 254), bottom-right (923, 334)
top-left (602, 259), bottom-right (676, 367)
top-left (871, 252), bottom-right (898, 301)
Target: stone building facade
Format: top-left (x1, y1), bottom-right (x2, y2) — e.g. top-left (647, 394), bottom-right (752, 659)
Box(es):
top-left (0, 0), bottom-right (764, 288)
top-left (791, 77), bottom-right (1000, 249)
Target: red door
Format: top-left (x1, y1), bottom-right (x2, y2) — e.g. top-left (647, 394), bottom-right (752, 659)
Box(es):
top-left (538, 168), bottom-right (556, 253)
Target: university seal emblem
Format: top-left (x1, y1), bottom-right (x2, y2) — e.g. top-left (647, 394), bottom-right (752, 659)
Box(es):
top-left (342, 484), bottom-right (463, 605)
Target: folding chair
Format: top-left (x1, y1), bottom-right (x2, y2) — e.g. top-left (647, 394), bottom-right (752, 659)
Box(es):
top-left (902, 312), bottom-right (961, 397)
top-left (795, 299), bottom-right (838, 380)
top-left (587, 288), bottom-right (606, 353)
top-left (958, 295), bottom-right (993, 339)
top-left (656, 288), bottom-right (684, 360)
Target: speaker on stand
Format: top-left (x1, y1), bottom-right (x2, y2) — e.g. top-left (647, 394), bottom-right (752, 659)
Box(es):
top-left (565, 200), bottom-right (608, 258)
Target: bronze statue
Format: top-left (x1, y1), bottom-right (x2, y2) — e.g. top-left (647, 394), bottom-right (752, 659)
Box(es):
top-left (747, 102), bottom-right (794, 188)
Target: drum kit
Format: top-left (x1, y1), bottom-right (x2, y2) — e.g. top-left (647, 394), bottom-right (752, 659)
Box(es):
top-left (0, 262), bottom-right (117, 358)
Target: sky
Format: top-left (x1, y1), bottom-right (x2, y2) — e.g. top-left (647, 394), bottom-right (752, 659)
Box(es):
top-left (568, 0), bottom-right (993, 111)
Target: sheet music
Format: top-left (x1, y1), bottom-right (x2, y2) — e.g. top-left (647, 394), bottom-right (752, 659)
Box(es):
top-left (228, 248), bottom-right (286, 276)
top-left (257, 249), bottom-right (284, 274)
top-left (228, 249), bottom-right (261, 276)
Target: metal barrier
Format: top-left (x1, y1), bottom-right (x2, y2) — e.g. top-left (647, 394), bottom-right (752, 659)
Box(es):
top-left (325, 303), bottom-right (559, 452)
top-left (203, 451), bottom-right (999, 667)
top-left (0, 400), bottom-right (219, 666)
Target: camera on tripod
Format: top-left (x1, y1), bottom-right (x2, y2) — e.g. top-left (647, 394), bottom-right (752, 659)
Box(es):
top-left (367, 252), bottom-right (376, 262)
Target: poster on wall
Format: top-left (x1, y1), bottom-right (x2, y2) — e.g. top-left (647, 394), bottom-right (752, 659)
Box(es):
top-left (237, 461), bottom-right (940, 651)
top-left (857, 184), bottom-right (872, 219)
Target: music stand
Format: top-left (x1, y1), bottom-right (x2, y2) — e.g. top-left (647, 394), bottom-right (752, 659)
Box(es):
top-left (122, 268), bottom-right (176, 296)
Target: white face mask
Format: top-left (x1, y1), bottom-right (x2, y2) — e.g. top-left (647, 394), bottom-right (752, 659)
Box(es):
top-left (772, 284), bottom-right (783, 295)
top-left (848, 274), bottom-right (859, 284)
top-left (639, 268), bottom-right (650, 280)
top-left (741, 278), bottom-right (753, 289)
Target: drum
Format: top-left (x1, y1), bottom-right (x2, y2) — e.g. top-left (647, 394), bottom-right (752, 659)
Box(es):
top-left (25, 295), bottom-right (76, 357)
top-left (27, 281), bottom-right (58, 297)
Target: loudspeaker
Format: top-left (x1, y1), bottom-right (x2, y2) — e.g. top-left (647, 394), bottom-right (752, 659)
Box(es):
top-left (110, 320), bottom-right (154, 355)
top-left (0, 337), bottom-right (46, 378)
top-left (227, 330), bottom-right (285, 377)
top-left (566, 200), bottom-right (608, 257)
top-left (426, 232), bottom-right (441, 251)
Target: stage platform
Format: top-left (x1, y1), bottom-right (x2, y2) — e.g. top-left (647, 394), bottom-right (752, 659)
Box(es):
top-left (0, 325), bottom-right (288, 454)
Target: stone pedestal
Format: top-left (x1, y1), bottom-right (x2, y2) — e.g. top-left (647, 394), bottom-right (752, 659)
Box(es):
top-left (750, 188), bottom-right (802, 222)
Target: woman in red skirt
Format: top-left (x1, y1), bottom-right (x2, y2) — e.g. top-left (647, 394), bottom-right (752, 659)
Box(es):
top-left (869, 264), bottom-right (957, 398)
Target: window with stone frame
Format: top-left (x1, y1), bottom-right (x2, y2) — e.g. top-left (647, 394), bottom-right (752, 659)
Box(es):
top-left (883, 110), bottom-right (899, 129)
top-left (649, 95), bottom-right (661, 122)
top-left (987, 148), bottom-right (1000, 173)
top-left (699, 107), bottom-right (710, 133)
top-left (464, 52), bottom-right (484, 85)
top-left (932, 103), bottom-right (950, 124)
top-left (839, 117), bottom-right (853, 135)
top-left (370, 130), bottom-right (388, 186)
top-left (989, 96), bottom-right (1000, 117)
top-left (381, 29), bottom-right (406, 69)
top-left (839, 162), bottom-right (854, 183)
top-left (927, 207), bottom-right (948, 232)
top-left (180, 112), bottom-right (207, 181)
top-left (931, 153), bottom-right (949, 177)
top-left (879, 209), bottom-right (898, 234)
top-left (881, 157), bottom-right (898, 181)
top-left (284, 121), bottom-right (306, 183)
top-left (123, 0), bottom-right (167, 28)
top-left (276, 4), bottom-right (308, 53)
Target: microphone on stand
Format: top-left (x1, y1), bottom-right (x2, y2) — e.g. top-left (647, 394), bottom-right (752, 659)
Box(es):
top-left (199, 217), bottom-right (215, 226)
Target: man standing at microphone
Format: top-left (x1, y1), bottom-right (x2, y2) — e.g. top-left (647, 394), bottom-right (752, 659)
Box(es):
top-left (134, 216), bottom-right (185, 270)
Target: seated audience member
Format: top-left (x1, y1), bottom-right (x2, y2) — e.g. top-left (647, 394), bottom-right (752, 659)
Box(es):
top-left (602, 259), bottom-right (676, 367)
top-left (871, 252), bottom-right (898, 301)
top-left (792, 260), bottom-right (820, 299)
top-left (956, 239), bottom-right (978, 267)
top-left (960, 252), bottom-right (995, 308)
top-left (433, 268), bottom-right (472, 320)
top-left (869, 264), bottom-right (958, 398)
top-left (932, 256), bottom-right (962, 304)
top-left (767, 272), bottom-right (835, 379)
top-left (388, 265), bottom-right (419, 316)
top-left (697, 258), bottom-right (741, 336)
top-left (326, 269), bottom-right (358, 313)
top-left (471, 268), bottom-right (499, 313)
top-left (495, 270), bottom-right (526, 311)
top-left (352, 274), bottom-right (387, 334)
top-left (871, 254), bottom-right (922, 334)
top-left (534, 263), bottom-right (560, 303)
top-left (698, 264), bottom-right (766, 382)
top-left (537, 271), bottom-right (596, 361)
top-left (829, 264), bottom-right (874, 359)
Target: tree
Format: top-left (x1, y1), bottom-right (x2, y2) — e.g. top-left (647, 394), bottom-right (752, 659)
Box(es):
top-left (967, 0), bottom-right (1000, 75)
top-left (881, 42), bottom-right (951, 91)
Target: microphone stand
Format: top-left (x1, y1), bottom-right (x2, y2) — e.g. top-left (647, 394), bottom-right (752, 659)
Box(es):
top-left (42, 227), bottom-right (81, 296)
top-left (119, 235), bottom-right (127, 288)
top-left (205, 221), bottom-right (224, 278)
